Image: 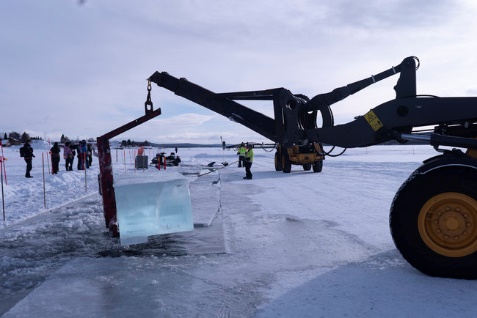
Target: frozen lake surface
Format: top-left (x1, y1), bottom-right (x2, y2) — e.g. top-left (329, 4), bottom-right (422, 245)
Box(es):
top-left (1, 144), bottom-right (477, 317)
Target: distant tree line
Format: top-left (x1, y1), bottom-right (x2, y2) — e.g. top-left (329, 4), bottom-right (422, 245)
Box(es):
top-left (120, 139), bottom-right (150, 147)
top-left (1, 131), bottom-right (150, 147)
top-left (0, 131), bottom-right (42, 144)
top-left (59, 134), bottom-right (95, 144)
top-left (0, 131), bottom-right (96, 145)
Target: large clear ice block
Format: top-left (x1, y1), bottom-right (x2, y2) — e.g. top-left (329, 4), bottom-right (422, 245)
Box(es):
top-left (114, 172), bottom-right (193, 246)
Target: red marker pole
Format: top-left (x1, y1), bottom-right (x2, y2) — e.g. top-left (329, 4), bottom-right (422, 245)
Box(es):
top-left (42, 153), bottom-right (46, 208)
top-left (46, 151), bottom-right (51, 175)
top-left (123, 150), bottom-right (126, 173)
top-left (83, 152), bottom-right (87, 192)
top-left (1, 156), bottom-right (5, 221)
top-left (0, 141), bottom-right (7, 184)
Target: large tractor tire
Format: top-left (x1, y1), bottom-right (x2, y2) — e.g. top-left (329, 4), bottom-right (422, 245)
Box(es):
top-left (274, 151), bottom-right (283, 172)
top-left (282, 151), bottom-right (291, 173)
top-left (390, 161), bottom-right (477, 279)
top-left (312, 160), bottom-right (323, 173)
top-left (303, 163), bottom-right (312, 171)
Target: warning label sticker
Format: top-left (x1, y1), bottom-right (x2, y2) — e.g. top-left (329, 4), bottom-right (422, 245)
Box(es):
top-left (364, 110), bottom-right (383, 131)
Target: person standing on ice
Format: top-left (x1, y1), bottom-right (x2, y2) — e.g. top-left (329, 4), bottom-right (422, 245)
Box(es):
top-left (137, 144), bottom-right (145, 156)
top-left (77, 140), bottom-right (87, 170)
top-left (63, 141), bottom-right (73, 171)
top-left (70, 143), bottom-right (76, 171)
top-left (237, 143), bottom-right (246, 168)
top-left (50, 142), bottom-right (61, 174)
top-left (86, 143), bottom-right (93, 167)
top-left (20, 139), bottom-right (35, 178)
top-left (243, 144), bottom-right (254, 180)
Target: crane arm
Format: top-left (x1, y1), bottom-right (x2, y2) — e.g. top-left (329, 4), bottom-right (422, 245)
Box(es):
top-left (148, 56), bottom-right (477, 150)
top-left (148, 72), bottom-right (284, 142)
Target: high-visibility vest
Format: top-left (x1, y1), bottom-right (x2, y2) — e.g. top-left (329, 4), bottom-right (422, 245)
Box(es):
top-left (238, 146), bottom-right (246, 156)
top-left (244, 149), bottom-right (254, 162)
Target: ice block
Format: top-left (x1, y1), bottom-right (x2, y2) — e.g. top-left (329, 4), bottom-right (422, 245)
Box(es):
top-left (114, 172), bottom-right (194, 245)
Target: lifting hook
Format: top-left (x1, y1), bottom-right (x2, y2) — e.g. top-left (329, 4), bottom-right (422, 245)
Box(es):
top-left (145, 80), bottom-right (154, 114)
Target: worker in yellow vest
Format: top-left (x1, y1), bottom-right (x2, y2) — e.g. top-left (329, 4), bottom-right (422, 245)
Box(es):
top-left (243, 144), bottom-right (254, 179)
top-left (237, 142), bottom-right (246, 167)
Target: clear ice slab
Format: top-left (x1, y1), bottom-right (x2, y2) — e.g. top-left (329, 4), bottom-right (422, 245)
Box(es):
top-left (114, 172), bottom-right (194, 246)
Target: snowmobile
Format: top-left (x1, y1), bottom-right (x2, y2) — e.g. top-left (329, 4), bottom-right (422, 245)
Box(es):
top-left (150, 152), bottom-right (181, 167)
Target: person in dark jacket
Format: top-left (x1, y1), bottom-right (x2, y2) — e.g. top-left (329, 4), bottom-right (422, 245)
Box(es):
top-left (87, 144), bottom-right (93, 167)
top-left (70, 144), bottom-right (76, 171)
top-left (77, 140), bottom-right (87, 170)
top-left (21, 140), bottom-right (35, 178)
top-left (50, 142), bottom-right (61, 174)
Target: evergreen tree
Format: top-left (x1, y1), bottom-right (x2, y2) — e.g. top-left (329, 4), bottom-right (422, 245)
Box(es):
top-left (21, 132), bottom-right (31, 143)
top-left (9, 131), bottom-right (20, 141)
top-left (60, 134), bottom-right (66, 143)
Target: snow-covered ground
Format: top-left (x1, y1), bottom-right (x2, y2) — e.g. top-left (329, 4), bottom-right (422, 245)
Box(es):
top-left (1, 141), bottom-right (477, 317)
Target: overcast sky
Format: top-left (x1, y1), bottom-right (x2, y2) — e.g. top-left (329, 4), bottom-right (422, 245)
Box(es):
top-left (2, 0), bottom-right (477, 145)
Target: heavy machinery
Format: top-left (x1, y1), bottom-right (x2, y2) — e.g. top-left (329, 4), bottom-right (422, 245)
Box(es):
top-left (225, 142), bottom-right (323, 173)
top-left (147, 56), bottom-right (477, 279)
top-left (149, 71), bottom-right (326, 174)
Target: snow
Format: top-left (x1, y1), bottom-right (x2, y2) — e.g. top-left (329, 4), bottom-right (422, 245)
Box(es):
top-left (1, 141), bottom-right (477, 317)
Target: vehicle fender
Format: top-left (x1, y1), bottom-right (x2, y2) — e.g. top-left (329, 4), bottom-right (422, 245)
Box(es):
top-left (417, 151), bottom-right (477, 175)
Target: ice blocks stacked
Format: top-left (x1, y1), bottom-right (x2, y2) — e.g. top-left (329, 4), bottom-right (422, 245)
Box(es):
top-left (114, 172), bottom-right (193, 245)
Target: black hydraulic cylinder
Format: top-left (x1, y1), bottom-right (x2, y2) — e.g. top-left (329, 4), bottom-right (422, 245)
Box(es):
top-left (304, 56), bottom-right (417, 113)
top-left (400, 133), bottom-right (477, 149)
top-left (431, 134), bottom-right (477, 149)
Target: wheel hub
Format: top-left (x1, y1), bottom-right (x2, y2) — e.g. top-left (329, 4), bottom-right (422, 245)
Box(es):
top-left (418, 192), bottom-right (477, 257)
top-left (439, 210), bottom-right (466, 234)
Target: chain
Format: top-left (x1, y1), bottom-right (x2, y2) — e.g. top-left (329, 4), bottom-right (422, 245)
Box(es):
top-left (144, 80), bottom-right (153, 113)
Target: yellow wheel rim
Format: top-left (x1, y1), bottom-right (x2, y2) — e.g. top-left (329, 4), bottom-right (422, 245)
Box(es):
top-left (418, 192), bottom-right (477, 257)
